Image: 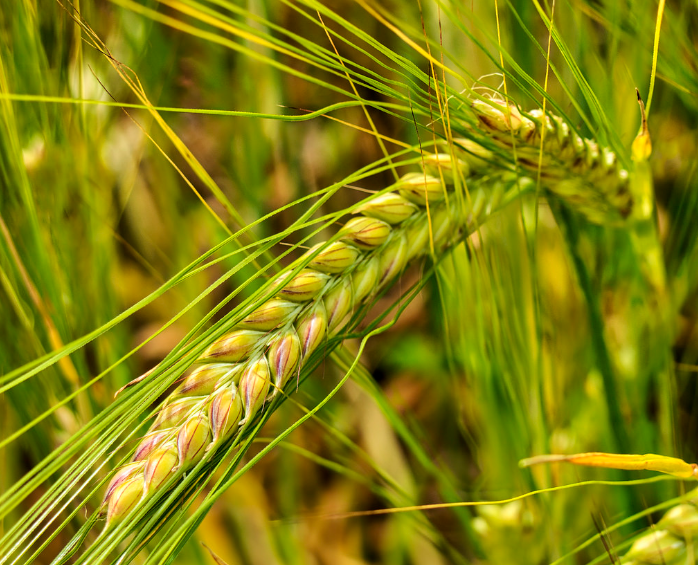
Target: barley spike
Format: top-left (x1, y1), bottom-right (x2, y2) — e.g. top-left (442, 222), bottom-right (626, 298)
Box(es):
top-left (102, 158), bottom-right (524, 527)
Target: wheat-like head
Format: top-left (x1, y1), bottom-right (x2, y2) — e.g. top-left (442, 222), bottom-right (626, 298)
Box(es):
top-left (101, 151), bottom-right (520, 526)
top-left (101, 99), bottom-right (653, 532)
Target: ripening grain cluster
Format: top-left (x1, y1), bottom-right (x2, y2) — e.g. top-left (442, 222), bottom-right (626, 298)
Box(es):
top-left (102, 99), bottom-right (654, 532)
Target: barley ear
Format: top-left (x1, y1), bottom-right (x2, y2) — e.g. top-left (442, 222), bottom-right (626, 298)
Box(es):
top-left (101, 164), bottom-right (525, 527)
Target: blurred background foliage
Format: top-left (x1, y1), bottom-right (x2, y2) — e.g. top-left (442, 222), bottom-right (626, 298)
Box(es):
top-left (1, 0), bottom-right (698, 563)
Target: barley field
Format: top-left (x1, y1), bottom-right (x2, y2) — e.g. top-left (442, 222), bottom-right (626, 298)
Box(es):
top-left (1, 1), bottom-right (698, 564)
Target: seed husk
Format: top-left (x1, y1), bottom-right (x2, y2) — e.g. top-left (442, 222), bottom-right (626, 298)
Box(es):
top-left (340, 216), bottom-right (391, 249)
top-left (397, 173), bottom-right (445, 205)
top-left (378, 234), bottom-right (408, 286)
top-left (431, 206), bottom-right (454, 249)
top-left (106, 475), bottom-right (145, 527)
top-left (173, 364), bottom-right (241, 398)
top-left (356, 193), bottom-right (417, 224)
top-left (657, 504), bottom-right (698, 538)
top-left (237, 299), bottom-right (299, 331)
top-left (144, 443), bottom-right (178, 492)
top-left (307, 241), bottom-right (360, 273)
top-left (352, 257), bottom-right (379, 303)
top-left (201, 330), bottom-right (265, 363)
top-left (324, 277), bottom-right (353, 333)
top-left (103, 462), bottom-right (144, 503)
top-left (272, 269), bottom-right (329, 302)
top-left (453, 138), bottom-right (494, 172)
top-left (209, 384), bottom-right (243, 445)
top-left (296, 301), bottom-right (328, 358)
top-left (472, 98), bottom-right (533, 135)
top-left (267, 328), bottom-right (301, 397)
top-left (625, 530), bottom-right (685, 564)
top-left (152, 397), bottom-right (203, 431)
top-left (133, 430), bottom-right (171, 462)
top-left (239, 357), bottom-right (271, 425)
top-left (176, 414), bottom-right (210, 467)
top-left (422, 151), bottom-right (470, 184)
top-left (403, 219), bottom-right (430, 261)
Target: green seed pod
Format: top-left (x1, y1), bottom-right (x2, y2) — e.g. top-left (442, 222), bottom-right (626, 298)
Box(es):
top-left (133, 430), bottom-right (171, 462)
top-left (569, 133), bottom-right (585, 160)
top-left (105, 475), bottom-right (145, 527)
top-left (307, 241), bottom-right (361, 273)
top-left (201, 330), bottom-right (265, 363)
top-left (356, 192), bottom-right (418, 224)
top-left (625, 530), bottom-right (685, 565)
top-left (555, 125), bottom-right (580, 162)
top-left (209, 384), bottom-right (243, 445)
top-left (469, 188), bottom-right (488, 223)
top-left (397, 173), bottom-right (445, 205)
top-left (239, 357), bottom-right (271, 425)
top-left (378, 234), bottom-right (408, 286)
top-left (267, 328), bottom-right (301, 398)
top-left (272, 269), bottom-right (329, 302)
top-left (472, 98), bottom-right (509, 132)
top-left (421, 151), bottom-right (470, 183)
top-left (547, 113), bottom-right (572, 154)
top-left (517, 115), bottom-right (537, 143)
top-left (103, 462), bottom-right (144, 504)
top-left (172, 367), bottom-right (218, 398)
top-left (352, 257), bottom-right (379, 303)
top-left (152, 397), bottom-right (203, 431)
top-left (237, 299), bottom-right (299, 331)
top-left (403, 219), bottom-right (430, 261)
top-left (340, 216), bottom-right (391, 249)
top-left (658, 504), bottom-right (698, 538)
top-left (453, 138), bottom-right (494, 172)
top-left (296, 301), bottom-right (328, 358)
top-left (143, 443), bottom-right (178, 492)
top-left (576, 138), bottom-right (599, 173)
top-left (472, 99), bottom-right (533, 136)
top-left (527, 108), bottom-right (557, 147)
top-left (176, 414), bottom-right (210, 467)
top-left (324, 277), bottom-right (353, 333)
top-left (173, 365), bottom-right (240, 398)
top-left (172, 363), bottom-right (234, 398)
top-left (431, 206), bottom-right (454, 249)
